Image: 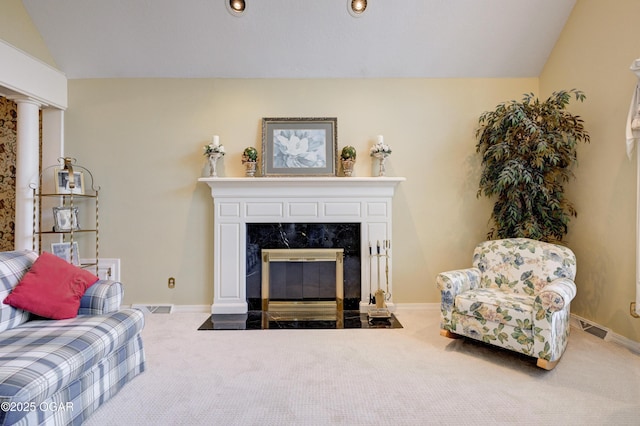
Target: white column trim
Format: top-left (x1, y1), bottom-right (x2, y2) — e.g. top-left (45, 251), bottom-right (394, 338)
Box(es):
top-left (11, 96), bottom-right (41, 251)
top-left (0, 40), bottom-right (67, 253)
top-left (632, 59), bottom-right (640, 317)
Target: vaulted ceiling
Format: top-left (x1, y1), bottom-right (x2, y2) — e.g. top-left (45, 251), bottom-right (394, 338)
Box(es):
top-left (21, 0), bottom-right (576, 79)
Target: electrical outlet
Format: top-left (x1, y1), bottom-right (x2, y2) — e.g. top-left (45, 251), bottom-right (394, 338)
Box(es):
top-left (631, 302), bottom-right (639, 318)
top-left (168, 277), bottom-right (175, 289)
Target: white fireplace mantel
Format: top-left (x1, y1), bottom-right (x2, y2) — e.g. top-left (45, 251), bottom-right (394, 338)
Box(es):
top-left (198, 176), bottom-right (405, 314)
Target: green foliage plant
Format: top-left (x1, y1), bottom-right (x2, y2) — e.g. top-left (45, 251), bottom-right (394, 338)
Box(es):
top-left (475, 89), bottom-right (590, 242)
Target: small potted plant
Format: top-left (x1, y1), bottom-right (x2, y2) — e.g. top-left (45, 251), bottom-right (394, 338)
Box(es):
top-left (204, 135), bottom-right (225, 177)
top-left (242, 146), bottom-right (258, 177)
top-left (340, 146), bottom-right (357, 177)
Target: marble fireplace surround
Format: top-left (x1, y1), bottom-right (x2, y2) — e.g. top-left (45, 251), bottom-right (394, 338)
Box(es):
top-left (198, 177), bottom-right (405, 314)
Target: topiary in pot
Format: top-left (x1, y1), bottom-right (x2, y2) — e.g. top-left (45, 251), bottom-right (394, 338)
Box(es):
top-left (340, 146), bottom-right (357, 177)
top-left (475, 89), bottom-right (590, 243)
top-left (242, 146), bottom-right (258, 177)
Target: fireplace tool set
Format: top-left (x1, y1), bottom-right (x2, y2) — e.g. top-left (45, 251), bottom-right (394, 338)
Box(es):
top-left (368, 240), bottom-right (392, 320)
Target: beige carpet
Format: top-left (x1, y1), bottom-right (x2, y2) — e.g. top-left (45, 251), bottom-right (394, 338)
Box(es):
top-left (84, 307), bottom-right (640, 425)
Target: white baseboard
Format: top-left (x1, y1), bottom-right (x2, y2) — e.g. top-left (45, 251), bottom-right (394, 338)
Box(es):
top-left (394, 302), bottom-right (440, 311)
top-left (173, 305), bottom-right (210, 313)
top-left (606, 331), bottom-right (640, 354)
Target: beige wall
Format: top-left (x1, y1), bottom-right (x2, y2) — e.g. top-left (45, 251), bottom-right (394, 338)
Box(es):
top-left (0, 0), bottom-right (56, 67)
top-left (540, 0), bottom-right (640, 341)
top-left (64, 78), bottom-right (537, 307)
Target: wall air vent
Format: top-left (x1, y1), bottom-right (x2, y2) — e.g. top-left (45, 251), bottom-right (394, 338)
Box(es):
top-left (131, 304), bottom-right (174, 314)
top-left (577, 318), bottom-right (609, 339)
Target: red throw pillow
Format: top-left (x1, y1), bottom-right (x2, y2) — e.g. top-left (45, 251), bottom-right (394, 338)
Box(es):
top-left (3, 252), bottom-right (99, 319)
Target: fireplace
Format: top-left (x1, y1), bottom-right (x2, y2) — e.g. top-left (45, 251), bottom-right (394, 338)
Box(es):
top-left (246, 223), bottom-right (360, 310)
top-left (198, 176), bottom-right (404, 314)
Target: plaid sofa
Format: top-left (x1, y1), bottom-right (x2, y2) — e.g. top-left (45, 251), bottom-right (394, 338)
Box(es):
top-left (0, 251), bottom-right (145, 425)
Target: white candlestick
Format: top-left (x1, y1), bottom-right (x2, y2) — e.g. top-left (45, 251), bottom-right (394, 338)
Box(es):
top-left (377, 135), bottom-right (384, 144)
top-left (212, 135), bottom-right (220, 146)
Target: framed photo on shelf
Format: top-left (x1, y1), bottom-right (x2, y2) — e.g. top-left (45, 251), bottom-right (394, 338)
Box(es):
top-left (261, 117), bottom-right (337, 177)
top-left (54, 168), bottom-right (85, 195)
top-left (51, 242), bottom-right (80, 265)
top-left (53, 207), bottom-right (80, 232)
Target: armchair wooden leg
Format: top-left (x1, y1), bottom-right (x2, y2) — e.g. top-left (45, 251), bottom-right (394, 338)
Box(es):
top-left (536, 358), bottom-right (559, 370)
top-left (440, 329), bottom-right (460, 339)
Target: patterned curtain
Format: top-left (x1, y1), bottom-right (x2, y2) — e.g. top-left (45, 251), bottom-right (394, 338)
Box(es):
top-left (0, 97), bottom-right (17, 251)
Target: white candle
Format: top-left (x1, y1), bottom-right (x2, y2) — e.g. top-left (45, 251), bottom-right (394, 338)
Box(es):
top-left (377, 135), bottom-right (384, 144)
top-left (212, 135), bottom-right (220, 146)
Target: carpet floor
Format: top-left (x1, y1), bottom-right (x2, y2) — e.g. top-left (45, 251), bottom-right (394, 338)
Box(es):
top-left (84, 307), bottom-right (640, 425)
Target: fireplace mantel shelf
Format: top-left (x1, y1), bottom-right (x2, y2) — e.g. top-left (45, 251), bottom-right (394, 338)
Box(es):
top-left (198, 177), bottom-right (405, 182)
top-left (198, 176), bottom-right (406, 198)
top-left (199, 175), bottom-right (405, 314)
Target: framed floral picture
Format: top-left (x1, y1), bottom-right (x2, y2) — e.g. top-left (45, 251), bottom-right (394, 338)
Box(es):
top-left (261, 117), bottom-right (337, 177)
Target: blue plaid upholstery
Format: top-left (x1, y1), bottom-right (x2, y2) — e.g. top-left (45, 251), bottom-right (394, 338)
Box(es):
top-left (12, 333), bottom-right (143, 426)
top-left (0, 309), bottom-right (145, 425)
top-left (78, 280), bottom-right (123, 315)
top-left (0, 251), bottom-right (38, 332)
top-left (0, 251), bottom-right (146, 425)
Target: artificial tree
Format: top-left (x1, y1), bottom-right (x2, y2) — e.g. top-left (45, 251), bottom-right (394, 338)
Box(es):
top-left (475, 89), bottom-right (590, 242)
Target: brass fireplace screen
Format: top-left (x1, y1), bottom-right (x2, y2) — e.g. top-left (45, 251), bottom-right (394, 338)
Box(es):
top-left (261, 248), bottom-right (344, 312)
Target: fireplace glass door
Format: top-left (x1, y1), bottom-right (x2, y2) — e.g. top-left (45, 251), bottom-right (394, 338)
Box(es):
top-left (261, 248), bottom-right (344, 312)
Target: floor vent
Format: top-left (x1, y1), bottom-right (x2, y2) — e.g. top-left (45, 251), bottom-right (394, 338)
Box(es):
top-left (577, 319), bottom-right (609, 339)
top-left (131, 304), bottom-right (174, 314)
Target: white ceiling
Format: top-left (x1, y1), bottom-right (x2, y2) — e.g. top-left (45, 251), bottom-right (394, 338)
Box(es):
top-left (21, 0), bottom-right (576, 80)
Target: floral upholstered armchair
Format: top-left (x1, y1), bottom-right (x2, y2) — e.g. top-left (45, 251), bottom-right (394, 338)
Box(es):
top-left (436, 238), bottom-right (577, 370)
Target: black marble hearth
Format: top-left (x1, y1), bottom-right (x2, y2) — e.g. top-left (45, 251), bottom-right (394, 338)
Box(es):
top-left (246, 223), bottom-right (361, 310)
top-left (198, 311), bottom-right (403, 330)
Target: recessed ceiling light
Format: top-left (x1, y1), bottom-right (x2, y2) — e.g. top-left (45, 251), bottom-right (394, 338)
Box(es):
top-left (349, 0), bottom-right (367, 17)
top-left (226, 0), bottom-right (246, 16)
